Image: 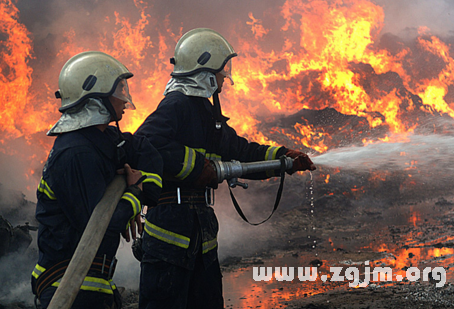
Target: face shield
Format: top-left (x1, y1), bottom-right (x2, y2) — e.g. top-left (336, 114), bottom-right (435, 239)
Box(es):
top-left (112, 79), bottom-right (136, 110)
top-left (220, 59), bottom-right (234, 86)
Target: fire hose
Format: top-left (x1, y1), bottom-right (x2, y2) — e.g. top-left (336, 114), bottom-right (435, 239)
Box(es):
top-left (213, 155), bottom-right (294, 225)
top-left (47, 175), bottom-right (127, 309)
top-left (132, 156), bottom-right (295, 262)
top-left (212, 155), bottom-right (294, 187)
top-left (46, 157), bottom-right (296, 303)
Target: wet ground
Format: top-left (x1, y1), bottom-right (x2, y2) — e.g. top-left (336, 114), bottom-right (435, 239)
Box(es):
top-left (218, 167), bottom-right (454, 308)
top-left (117, 187), bottom-right (454, 309)
top-left (4, 151), bottom-right (454, 308)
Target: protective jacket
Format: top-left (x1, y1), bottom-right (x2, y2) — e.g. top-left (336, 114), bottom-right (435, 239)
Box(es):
top-left (31, 126), bottom-right (163, 299)
top-left (135, 91), bottom-right (287, 269)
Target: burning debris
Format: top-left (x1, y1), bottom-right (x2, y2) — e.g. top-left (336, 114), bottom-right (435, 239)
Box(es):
top-left (2, 0), bottom-right (454, 307)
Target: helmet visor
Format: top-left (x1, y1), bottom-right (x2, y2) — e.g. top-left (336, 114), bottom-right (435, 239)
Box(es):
top-left (220, 60), bottom-right (234, 86)
top-left (112, 79), bottom-right (136, 110)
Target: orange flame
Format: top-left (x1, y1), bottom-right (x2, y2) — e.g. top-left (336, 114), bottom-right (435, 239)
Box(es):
top-left (0, 0), bottom-right (34, 139)
top-left (3, 0), bottom-right (454, 194)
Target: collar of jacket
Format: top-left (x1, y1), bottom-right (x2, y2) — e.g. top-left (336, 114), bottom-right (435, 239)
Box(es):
top-left (199, 97), bottom-right (230, 123)
top-left (77, 126), bottom-right (118, 160)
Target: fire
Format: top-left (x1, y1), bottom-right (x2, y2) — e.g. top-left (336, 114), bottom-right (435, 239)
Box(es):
top-left (2, 0), bottom-right (454, 192)
top-left (2, 2), bottom-right (454, 307)
top-left (0, 0), bottom-right (33, 139)
top-left (404, 160), bottom-right (418, 171)
top-left (246, 12), bottom-right (269, 40)
top-left (409, 210), bottom-right (421, 228)
top-left (324, 174), bottom-right (330, 184)
top-left (430, 248), bottom-right (454, 258)
top-left (293, 122), bottom-right (329, 153)
top-left (222, 0), bottom-right (454, 152)
top-left (412, 32), bottom-right (454, 118)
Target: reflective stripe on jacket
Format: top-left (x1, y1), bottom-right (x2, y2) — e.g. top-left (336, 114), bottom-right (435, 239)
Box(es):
top-left (32, 263), bottom-right (117, 295)
top-left (135, 91), bottom-right (287, 269)
top-left (34, 126), bottom-right (163, 276)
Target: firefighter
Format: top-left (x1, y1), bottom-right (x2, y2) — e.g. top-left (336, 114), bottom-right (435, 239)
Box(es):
top-left (31, 51), bottom-right (163, 309)
top-left (135, 28), bottom-right (315, 309)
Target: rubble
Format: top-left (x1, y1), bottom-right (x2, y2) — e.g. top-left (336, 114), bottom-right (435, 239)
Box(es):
top-left (0, 216), bottom-right (37, 258)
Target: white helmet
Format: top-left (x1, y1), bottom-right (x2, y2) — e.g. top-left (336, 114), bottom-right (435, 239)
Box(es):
top-left (55, 51), bottom-right (134, 112)
top-left (171, 28), bottom-right (237, 77)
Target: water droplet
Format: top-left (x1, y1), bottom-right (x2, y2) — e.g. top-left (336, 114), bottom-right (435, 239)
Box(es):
top-left (305, 171), bottom-right (317, 258)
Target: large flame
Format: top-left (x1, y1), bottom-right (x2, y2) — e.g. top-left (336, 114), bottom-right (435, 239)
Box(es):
top-left (222, 0), bottom-right (454, 151)
top-left (2, 0), bottom-right (454, 193)
top-left (0, 0), bottom-right (34, 141)
top-left (2, 1), bottom-right (454, 305)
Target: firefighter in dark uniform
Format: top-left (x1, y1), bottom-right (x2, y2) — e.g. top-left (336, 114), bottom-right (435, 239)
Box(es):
top-left (31, 51), bottom-right (163, 309)
top-left (135, 28), bottom-right (316, 309)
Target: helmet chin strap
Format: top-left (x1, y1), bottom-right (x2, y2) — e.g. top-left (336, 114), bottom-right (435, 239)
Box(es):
top-left (101, 97), bottom-right (125, 147)
top-left (212, 90), bottom-right (223, 130)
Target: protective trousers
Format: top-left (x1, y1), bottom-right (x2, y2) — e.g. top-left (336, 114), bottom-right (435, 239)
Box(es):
top-left (139, 246), bottom-right (223, 309)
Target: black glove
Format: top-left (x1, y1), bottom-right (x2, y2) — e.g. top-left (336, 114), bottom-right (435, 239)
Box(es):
top-left (194, 159), bottom-right (218, 189)
top-left (131, 235), bottom-right (143, 262)
top-left (286, 149), bottom-right (316, 174)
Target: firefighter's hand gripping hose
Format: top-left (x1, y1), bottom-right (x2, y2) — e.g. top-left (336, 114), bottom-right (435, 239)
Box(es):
top-left (285, 149), bottom-right (316, 174)
top-left (118, 165), bottom-right (147, 242)
top-left (132, 234), bottom-right (144, 262)
top-left (193, 158), bottom-right (218, 189)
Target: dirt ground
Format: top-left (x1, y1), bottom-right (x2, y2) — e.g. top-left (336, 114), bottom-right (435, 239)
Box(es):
top-left (3, 165), bottom-right (454, 309)
top-left (215, 168), bottom-right (454, 309)
top-left (120, 167), bottom-right (454, 309)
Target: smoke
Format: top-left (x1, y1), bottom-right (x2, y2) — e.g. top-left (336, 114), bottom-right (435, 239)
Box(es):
top-left (0, 135), bottom-right (49, 204)
top-left (374, 0), bottom-right (454, 38)
top-left (214, 174), bottom-right (309, 261)
top-left (15, 0), bottom-right (284, 36)
top-left (15, 0), bottom-right (454, 41)
top-left (0, 246), bottom-right (38, 306)
top-left (113, 241), bottom-right (141, 291)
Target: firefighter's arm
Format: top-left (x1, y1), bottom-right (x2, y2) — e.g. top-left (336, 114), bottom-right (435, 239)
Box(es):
top-left (54, 150), bottom-right (142, 238)
top-left (224, 124), bottom-right (287, 163)
top-left (135, 98), bottom-right (206, 185)
top-left (117, 163), bottom-right (147, 242)
top-left (224, 124), bottom-right (316, 176)
top-left (120, 132), bottom-right (163, 206)
top-left (222, 125), bottom-right (288, 179)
